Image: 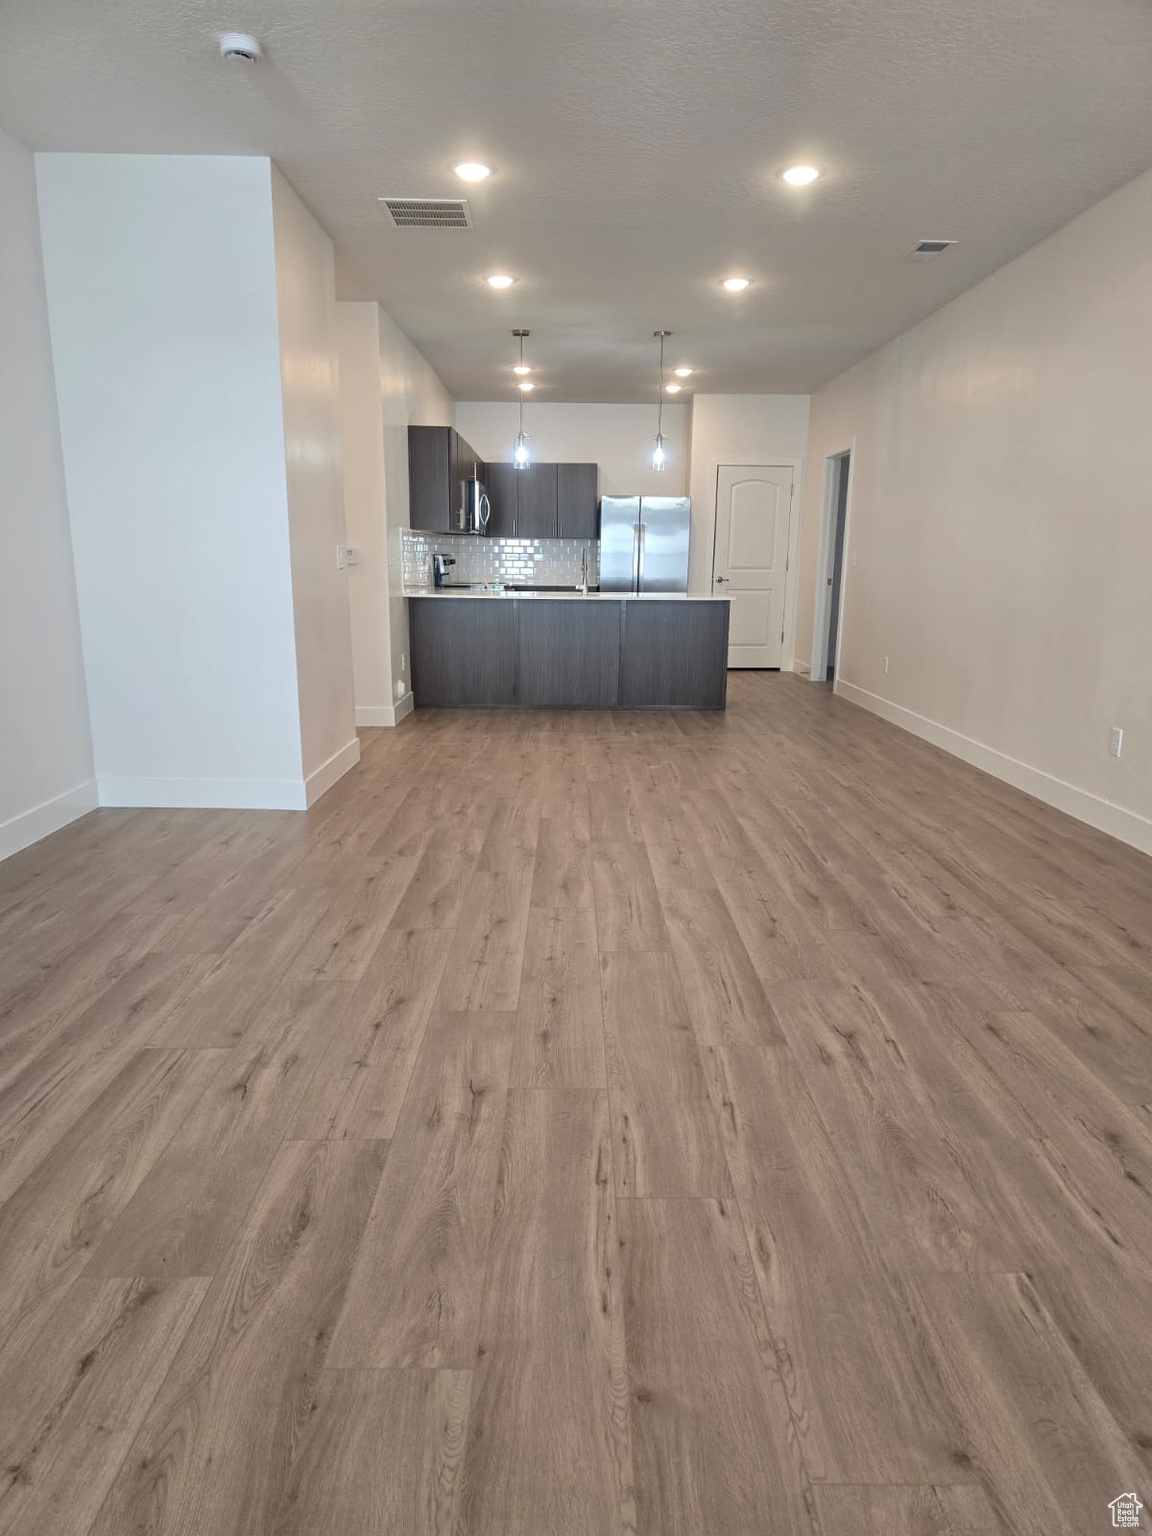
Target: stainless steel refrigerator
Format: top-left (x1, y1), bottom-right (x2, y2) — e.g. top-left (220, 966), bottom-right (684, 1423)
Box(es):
top-left (599, 497), bottom-right (691, 593)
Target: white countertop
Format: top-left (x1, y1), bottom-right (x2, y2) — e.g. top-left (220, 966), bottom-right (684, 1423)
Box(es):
top-left (405, 589), bottom-right (729, 602)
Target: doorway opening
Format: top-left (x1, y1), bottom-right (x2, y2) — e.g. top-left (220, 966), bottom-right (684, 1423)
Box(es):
top-left (810, 448), bottom-right (852, 684)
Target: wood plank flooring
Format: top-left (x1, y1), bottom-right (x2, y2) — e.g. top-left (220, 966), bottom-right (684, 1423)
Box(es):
top-left (1, 671), bottom-right (1150, 1534)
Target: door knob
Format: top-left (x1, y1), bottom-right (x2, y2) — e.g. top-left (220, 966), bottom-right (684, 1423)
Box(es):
top-left (715, 575), bottom-right (728, 583)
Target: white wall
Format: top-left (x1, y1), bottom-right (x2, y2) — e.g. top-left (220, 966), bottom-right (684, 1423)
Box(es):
top-left (687, 395), bottom-right (811, 595)
top-left (797, 166), bottom-right (1152, 854)
top-left (457, 396), bottom-right (808, 599)
top-left (271, 169), bottom-right (357, 790)
top-left (0, 127), bottom-right (95, 859)
top-left (37, 154), bottom-right (309, 809)
top-left (337, 301), bottom-right (452, 725)
top-left (455, 401), bottom-right (690, 498)
top-left (336, 304), bottom-right (390, 723)
top-left (381, 309), bottom-right (454, 717)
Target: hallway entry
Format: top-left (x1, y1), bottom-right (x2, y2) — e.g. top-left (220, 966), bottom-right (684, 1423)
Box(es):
top-left (811, 449), bottom-right (851, 682)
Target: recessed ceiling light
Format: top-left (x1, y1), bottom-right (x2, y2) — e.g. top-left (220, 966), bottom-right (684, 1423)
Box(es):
top-left (665, 382), bottom-right (683, 393)
top-left (781, 164), bottom-right (822, 186)
top-left (721, 277), bottom-right (751, 292)
top-left (673, 367), bottom-right (693, 378)
top-left (512, 364), bottom-right (532, 376)
top-left (518, 381), bottom-right (534, 391)
top-left (454, 162), bottom-right (492, 182)
top-left (486, 274), bottom-right (516, 289)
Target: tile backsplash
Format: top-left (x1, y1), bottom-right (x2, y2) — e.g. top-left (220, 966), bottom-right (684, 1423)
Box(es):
top-left (401, 529), bottom-right (599, 590)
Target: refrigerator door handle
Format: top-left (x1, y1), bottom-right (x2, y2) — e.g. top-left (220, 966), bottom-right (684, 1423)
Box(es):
top-left (632, 523), bottom-right (641, 593)
top-left (638, 522), bottom-right (646, 591)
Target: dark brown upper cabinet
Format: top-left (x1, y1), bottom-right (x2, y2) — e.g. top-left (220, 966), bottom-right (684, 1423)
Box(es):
top-left (556, 463), bottom-right (600, 540)
top-left (515, 463), bottom-right (559, 539)
top-left (477, 460), bottom-right (598, 540)
top-left (485, 462), bottom-right (519, 538)
top-left (407, 425), bottom-right (484, 532)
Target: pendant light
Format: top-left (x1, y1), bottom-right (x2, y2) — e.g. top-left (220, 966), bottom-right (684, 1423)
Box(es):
top-left (651, 330), bottom-right (671, 471)
top-left (512, 329), bottom-right (531, 469)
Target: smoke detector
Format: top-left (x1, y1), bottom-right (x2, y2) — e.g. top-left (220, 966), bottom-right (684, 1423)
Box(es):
top-left (906, 239), bottom-right (957, 261)
top-left (218, 32), bottom-right (263, 62)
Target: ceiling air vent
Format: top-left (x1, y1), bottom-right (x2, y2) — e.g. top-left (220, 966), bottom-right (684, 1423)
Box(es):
top-left (906, 238), bottom-right (958, 261)
top-left (379, 197), bottom-right (473, 229)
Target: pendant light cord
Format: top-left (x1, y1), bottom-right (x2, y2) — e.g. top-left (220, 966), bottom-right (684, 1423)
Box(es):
top-left (656, 332), bottom-right (665, 440)
top-left (518, 332), bottom-right (525, 438)
top-left (651, 329), bottom-right (671, 469)
top-left (512, 329), bottom-right (530, 466)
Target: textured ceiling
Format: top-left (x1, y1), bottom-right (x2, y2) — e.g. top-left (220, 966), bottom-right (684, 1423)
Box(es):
top-left (4, 0), bottom-right (1152, 401)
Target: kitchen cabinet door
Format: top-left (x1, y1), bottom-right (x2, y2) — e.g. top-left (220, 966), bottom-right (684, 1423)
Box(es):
top-left (453, 432), bottom-right (484, 527)
top-left (517, 600), bottom-right (622, 706)
top-left (486, 462), bottom-right (519, 538)
top-left (515, 463), bottom-right (558, 539)
top-left (407, 426), bottom-right (452, 532)
top-left (556, 463), bottom-right (600, 540)
top-left (410, 599), bottom-right (517, 707)
top-left (448, 430), bottom-right (464, 531)
top-left (619, 602), bottom-right (730, 708)
top-left (454, 431), bottom-right (483, 483)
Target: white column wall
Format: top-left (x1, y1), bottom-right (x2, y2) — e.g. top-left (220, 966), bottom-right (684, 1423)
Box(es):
top-left (271, 168), bottom-right (357, 795)
top-left (36, 153), bottom-right (358, 810)
top-left (336, 301), bottom-right (452, 726)
top-left (0, 127), bottom-right (95, 858)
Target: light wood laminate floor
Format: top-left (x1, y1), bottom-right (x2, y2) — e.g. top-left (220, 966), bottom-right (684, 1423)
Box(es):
top-left (1, 673), bottom-right (1150, 1535)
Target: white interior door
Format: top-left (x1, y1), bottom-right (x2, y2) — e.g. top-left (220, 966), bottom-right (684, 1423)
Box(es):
top-left (713, 465), bottom-right (794, 667)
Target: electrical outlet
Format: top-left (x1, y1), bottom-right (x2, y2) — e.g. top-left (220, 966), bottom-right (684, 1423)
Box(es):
top-left (883, 656), bottom-right (890, 675)
top-left (335, 545), bottom-right (346, 570)
top-left (1109, 726), bottom-right (1123, 759)
top-left (851, 550), bottom-right (858, 568)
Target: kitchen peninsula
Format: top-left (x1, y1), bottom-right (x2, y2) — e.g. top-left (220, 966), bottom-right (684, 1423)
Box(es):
top-left (407, 592), bottom-right (731, 710)
top-left (403, 426), bottom-right (729, 709)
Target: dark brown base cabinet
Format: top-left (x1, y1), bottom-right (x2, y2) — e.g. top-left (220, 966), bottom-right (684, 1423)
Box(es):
top-left (409, 598), bottom-right (517, 707)
top-left (517, 602), bottom-right (620, 707)
top-left (409, 599), bottom-right (729, 710)
top-left (619, 601), bottom-right (730, 709)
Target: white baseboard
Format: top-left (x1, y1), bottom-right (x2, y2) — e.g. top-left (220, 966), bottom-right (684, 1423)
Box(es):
top-left (3, 739), bottom-right (361, 851)
top-left (304, 737), bottom-right (361, 808)
top-left (836, 679), bottom-right (1152, 857)
top-left (355, 692), bottom-right (415, 728)
top-left (0, 778), bottom-right (99, 862)
top-left (97, 775), bottom-right (311, 811)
